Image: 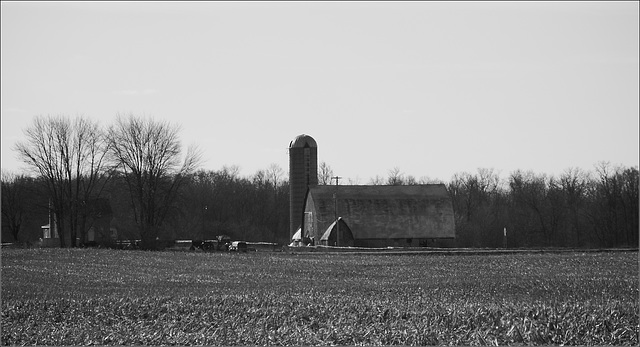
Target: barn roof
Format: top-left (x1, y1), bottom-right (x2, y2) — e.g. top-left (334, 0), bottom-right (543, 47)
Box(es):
top-left (304, 184), bottom-right (455, 240)
top-left (306, 184), bottom-right (450, 201)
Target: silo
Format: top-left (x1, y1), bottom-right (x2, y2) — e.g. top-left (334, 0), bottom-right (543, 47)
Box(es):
top-left (289, 134), bottom-right (318, 240)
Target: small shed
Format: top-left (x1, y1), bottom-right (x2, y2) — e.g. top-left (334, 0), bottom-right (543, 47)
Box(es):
top-left (302, 184), bottom-right (455, 247)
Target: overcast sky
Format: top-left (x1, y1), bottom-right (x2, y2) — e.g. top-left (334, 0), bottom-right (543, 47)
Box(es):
top-left (2, 1), bottom-right (638, 183)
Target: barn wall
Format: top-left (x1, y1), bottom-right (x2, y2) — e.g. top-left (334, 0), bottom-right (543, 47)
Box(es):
top-left (355, 238), bottom-right (427, 248)
top-left (303, 193), bottom-right (317, 240)
top-left (311, 197), bottom-right (334, 241)
top-left (306, 185), bottom-right (455, 244)
top-left (310, 196), bottom-right (454, 240)
top-left (341, 196), bottom-right (455, 239)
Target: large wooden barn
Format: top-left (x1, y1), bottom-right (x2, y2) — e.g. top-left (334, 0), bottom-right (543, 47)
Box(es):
top-left (300, 184), bottom-right (455, 247)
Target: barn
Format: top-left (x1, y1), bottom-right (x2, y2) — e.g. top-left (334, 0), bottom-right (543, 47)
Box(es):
top-left (289, 134), bottom-right (455, 248)
top-left (301, 184), bottom-right (455, 247)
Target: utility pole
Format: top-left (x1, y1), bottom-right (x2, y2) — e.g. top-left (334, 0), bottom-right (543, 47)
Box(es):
top-left (331, 176), bottom-right (341, 247)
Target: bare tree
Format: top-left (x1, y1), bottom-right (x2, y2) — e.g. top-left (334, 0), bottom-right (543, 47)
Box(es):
top-left (369, 175), bottom-right (385, 185)
top-left (448, 168), bottom-right (505, 247)
top-left (559, 167), bottom-right (590, 246)
top-left (509, 170), bottom-right (562, 246)
top-left (318, 161), bottom-right (334, 185)
top-left (71, 117), bottom-right (112, 245)
top-left (387, 167), bottom-right (405, 185)
top-left (14, 115), bottom-right (110, 247)
top-left (347, 176), bottom-right (361, 185)
top-left (419, 176), bottom-right (444, 184)
top-left (221, 165), bottom-right (241, 180)
top-left (106, 114), bottom-right (201, 249)
top-left (266, 163), bottom-right (285, 188)
top-left (587, 162), bottom-right (639, 247)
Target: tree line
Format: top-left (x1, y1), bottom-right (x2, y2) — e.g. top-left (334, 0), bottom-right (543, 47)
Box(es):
top-left (2, 115), bottom-right (638, 249)
top-left (5, 114), bottom-right (200, 249)
top-left (370, 165), bottom-right (638, 248)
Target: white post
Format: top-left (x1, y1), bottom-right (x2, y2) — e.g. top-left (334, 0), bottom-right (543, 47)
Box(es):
top-left (503, 227), bottom-right (507, 248)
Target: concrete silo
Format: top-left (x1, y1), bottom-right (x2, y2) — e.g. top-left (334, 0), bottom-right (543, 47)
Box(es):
top-left (289, 134), bottom-right (318, 240)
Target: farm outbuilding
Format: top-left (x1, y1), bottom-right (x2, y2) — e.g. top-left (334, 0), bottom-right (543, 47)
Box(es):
top-left (318, 217), bottom-right (354, 246)
top-left (302, 184), bottom-right (455, 247)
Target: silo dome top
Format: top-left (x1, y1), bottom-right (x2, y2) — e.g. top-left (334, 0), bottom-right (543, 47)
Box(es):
top-left (289, 134), bottom-right (317, 148)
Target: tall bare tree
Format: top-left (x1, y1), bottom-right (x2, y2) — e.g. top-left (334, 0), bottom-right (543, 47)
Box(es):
top-left (266, 163), bottom-right (285, 189)
top-left (559, 167), bottom-right (590, 246)
top-left (106, 114), bottom-right (201, 249)
top-left (587, 162), bottom-right (639, 247)
top-left (447, 169), bottom-right (504, 247)
top-left (14, 115), bottom-right (110, 247)
top-left (71, 117), bottom-right (112, 245)
top-left (317, 161), bottom-right (334, 185)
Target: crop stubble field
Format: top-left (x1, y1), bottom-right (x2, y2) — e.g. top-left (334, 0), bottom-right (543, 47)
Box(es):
top-left (1, 249), bottom-right (638, 346)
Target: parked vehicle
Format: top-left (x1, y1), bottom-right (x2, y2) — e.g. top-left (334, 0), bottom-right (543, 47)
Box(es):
top-left (216, 235), bottom-right (231, 251)
top-left (229, 241), bottom-right (247, 252)
top-left (190, 239), bottom-right (216, 251)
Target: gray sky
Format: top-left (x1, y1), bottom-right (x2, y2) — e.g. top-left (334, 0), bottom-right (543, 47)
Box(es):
top-left (2, 1), bottom-right (638, 183)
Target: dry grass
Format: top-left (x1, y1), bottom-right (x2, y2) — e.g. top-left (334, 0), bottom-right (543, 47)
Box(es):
top-left (2, 248), bottom-right (638, 345)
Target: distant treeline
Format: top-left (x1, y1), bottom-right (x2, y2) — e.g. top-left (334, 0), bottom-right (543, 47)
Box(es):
top-left (3, 113), bottom-right (638, 249)
top-left (2, 162), bottom-right (637, 249)
top-left (441, 165), bottom-right (638, 248)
